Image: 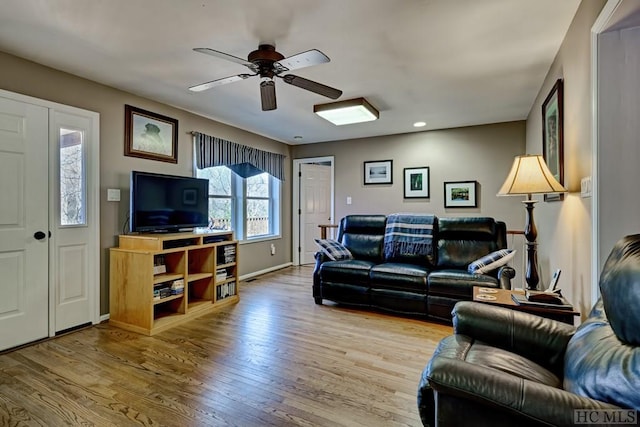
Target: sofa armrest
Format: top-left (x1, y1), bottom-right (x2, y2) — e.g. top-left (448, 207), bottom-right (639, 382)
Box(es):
top-left (453, 301), bottom-right (575, 373)
top-left (497, 265), bottom-right (515, 289)
top-left (312, 251), bottom-right (330, 296)
top-left (423, 356), bottom-right (622, 427)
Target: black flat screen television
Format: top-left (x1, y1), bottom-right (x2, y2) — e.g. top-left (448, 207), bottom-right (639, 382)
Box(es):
top-left (130, 171), bottom-right (209, 233)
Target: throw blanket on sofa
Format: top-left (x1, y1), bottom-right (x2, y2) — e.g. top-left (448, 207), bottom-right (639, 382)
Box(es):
top-left (383, 214), bottom-right (435, 260)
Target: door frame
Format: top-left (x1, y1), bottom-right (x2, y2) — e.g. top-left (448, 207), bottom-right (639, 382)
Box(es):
top-left (292, 156), bottom-right (334, 266)
top-left (0, 88), bottom-right (100, 336)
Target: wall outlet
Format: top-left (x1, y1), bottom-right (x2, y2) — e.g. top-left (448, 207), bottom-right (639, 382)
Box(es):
top-left (270, 244), bottom-right (276, 255)
top-left (346, 196), bottom-right (352, 205)
top-left (580, 176), bottom-right (592, 198)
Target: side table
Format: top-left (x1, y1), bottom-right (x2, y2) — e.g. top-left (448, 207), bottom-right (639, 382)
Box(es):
top-left (472, 287), bottom-right (580, 325)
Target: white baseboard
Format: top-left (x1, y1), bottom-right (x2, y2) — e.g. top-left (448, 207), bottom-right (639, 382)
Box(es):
top-left (240, 262), bottom-right (293, 281)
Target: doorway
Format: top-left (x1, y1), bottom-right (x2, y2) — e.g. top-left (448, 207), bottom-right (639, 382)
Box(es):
top-left (293, 156), bottom-right (334, 265)
top-left (0, 89), bottom-right (100, 351)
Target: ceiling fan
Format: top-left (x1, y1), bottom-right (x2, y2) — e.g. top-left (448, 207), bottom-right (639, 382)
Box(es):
top-left (189, 44), bottom-right (343, 111)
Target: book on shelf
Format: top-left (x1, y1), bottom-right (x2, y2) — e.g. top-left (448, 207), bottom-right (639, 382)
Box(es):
top-left (170, 279), bottom-right (184, 295)
top-left (216, 281), bottom-right (236, 300)
top-left (153, 282), bottom-right (172, 300)
top-left (153, 254), bottom-right (166, 275)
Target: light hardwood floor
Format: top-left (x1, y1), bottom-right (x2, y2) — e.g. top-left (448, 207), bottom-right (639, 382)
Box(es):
top-left (0, 266), bottom-right (451, 427)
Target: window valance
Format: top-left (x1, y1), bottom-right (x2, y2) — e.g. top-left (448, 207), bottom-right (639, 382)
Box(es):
top-left (193, 132), bottom-right (285, 181)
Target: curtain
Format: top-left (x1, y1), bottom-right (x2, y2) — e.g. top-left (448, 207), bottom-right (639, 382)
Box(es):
top-left (193, 132), bottom-right (285, 181)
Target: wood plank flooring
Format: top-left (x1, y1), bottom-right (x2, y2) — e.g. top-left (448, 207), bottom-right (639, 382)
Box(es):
top-left (0, 266), bottom-right (451, 427)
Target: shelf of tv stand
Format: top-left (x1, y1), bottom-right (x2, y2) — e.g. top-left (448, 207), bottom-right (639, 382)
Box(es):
top-left (153, 294), bottom-right (183, 306)
top-left (109, 230), bottom-right (239, 336)
top-left (153, 272), bottom-right (184, 284)
top-left (188, 272), bottom-right (213, 283)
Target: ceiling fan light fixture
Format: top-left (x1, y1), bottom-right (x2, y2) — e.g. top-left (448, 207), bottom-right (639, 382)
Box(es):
top-left (314, 97), bottom-right (379, 126)
top-left (260, 78), bottom-right (277, 111)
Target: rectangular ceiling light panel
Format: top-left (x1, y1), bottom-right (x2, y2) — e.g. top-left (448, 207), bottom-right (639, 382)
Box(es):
top-left (314, 98), bottom-right (379, 125)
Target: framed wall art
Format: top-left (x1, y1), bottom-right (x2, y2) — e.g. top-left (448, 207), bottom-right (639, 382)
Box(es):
top-left (444, 181), bottom-right (478, 208)
top-left (403, 167), bottom-right (430, 198)
top-left (542, 79), bottom-right (564, 201)
top-left (364, 160), bottom-right (393, 185)
top-left (124, 104), bottom-right (178, 163)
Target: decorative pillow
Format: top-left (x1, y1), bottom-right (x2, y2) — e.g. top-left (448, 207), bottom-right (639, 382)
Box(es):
top-left (468, 249), bottom-right (515, 274)
top-left (314, 239), bottom-right (353, 261)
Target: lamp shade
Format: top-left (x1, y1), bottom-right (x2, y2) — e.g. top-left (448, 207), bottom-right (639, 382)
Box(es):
top-left (498, 154), bottom-right (566, 196)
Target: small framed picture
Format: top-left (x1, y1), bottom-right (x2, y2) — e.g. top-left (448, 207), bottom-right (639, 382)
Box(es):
top-left (364, 160), bottom-right (393, 185)
top-left (444, 181), bottom-right (478, 208)
top-left (403, 167), bottom-right (430, 198)
top-left (542, 79), bottom-right (564, 202)
top-left (125, 104), bottom-right (178, 163)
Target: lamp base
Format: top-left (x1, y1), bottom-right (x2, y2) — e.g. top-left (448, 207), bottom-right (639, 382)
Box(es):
top-left (525, 241), bottom-right (539, 290)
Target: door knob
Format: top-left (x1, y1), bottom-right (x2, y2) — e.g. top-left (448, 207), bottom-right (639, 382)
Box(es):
top-left (34, 231), bottom-right (46, 240)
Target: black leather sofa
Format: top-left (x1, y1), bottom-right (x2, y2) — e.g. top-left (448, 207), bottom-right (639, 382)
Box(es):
top-left (417, 234), bottom-right (640, 427)
top-left (312, 214), bottom-right (515, 322)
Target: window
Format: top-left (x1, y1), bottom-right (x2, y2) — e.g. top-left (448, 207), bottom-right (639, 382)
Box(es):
top-left (196, 166), bottom-right (280, 241)
top-left (59, 128), bottom-right (86, 226)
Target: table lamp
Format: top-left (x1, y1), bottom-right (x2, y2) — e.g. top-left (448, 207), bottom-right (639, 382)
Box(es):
top-left (497, 154), bottom-right (567, 290)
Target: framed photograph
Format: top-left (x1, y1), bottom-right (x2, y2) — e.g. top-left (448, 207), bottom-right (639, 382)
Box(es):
top-left (403, 167), bottom-right (430, 198)
top-left (444, 181), bottom-right (478, 208)
top-left (542, 79), bottom-right (564, 202)
top-left (125, 104), bottom-right (178, 163)
top-left (364, 160), bottom-right (393, 185)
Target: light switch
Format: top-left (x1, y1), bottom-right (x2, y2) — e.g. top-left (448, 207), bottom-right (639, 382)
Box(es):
top-left (346, 196), bottom-right (352, 205)
top-left (107, 188), bottom-right (121, 202)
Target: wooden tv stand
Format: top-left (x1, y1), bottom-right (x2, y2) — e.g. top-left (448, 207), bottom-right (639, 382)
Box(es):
top-left (109, 231), bottom-right (239, 335)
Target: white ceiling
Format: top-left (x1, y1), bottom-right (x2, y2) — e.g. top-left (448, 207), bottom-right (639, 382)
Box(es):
top-left (0, 0), bottom-right (581, 144)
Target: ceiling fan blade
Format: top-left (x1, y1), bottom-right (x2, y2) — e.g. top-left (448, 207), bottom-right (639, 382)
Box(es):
top-left (275, 49), bottom-right (330, 72)
top-left (189, 74), bottom-right (254, 92)
top-left (193, 48), bottom-right (259, 73)
top-left (281, 75), bottom-right (342, 99)
top-left (260, 80), bottom-right (277, 111)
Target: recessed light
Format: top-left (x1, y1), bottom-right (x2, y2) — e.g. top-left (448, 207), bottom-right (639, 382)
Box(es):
top-left (413, 121), bottom-right (426, 128)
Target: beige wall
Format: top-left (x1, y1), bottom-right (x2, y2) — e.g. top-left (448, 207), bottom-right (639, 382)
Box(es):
top-left (0, 51), bottom-right (292, 315)
top-left (525, 0), bottom-right (606, 315)
top-left (292, 122), bottom-right (528, 283)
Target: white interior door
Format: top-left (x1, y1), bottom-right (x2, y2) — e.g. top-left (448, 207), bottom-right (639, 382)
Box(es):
top-left (50, 110), bottom-right (99, 333)
top-left (0, 96), bottom-right (49, 350)
top-left (300, 163), bottom-right (332, 264)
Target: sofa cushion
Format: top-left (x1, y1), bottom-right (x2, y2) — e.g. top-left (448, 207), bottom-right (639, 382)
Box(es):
top-left (370, 262), bottom-right (430, 293)
top-left (437, 217), bottom-right (503, 268)
top-left (429, 269), bottom-right (498, 297)
top-left (314, 238), bottom-right (353, 261)
top-left (338, 215), bottom-right (387, 262)
top-left (319, 259), bottom-right (376, 286)
top-left (468, 249), bottom-right (515, 274)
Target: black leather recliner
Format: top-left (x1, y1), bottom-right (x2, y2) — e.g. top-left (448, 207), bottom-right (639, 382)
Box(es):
top-left (417, 234), bottom-right (640, 426)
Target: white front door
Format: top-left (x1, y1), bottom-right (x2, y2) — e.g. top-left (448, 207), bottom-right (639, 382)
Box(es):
top-left (300, 163), bottom-right (332, 264)
top-left (50, 110), bottom-right (99, 333)
top-left (0, 96), bottom-right (49, 350)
